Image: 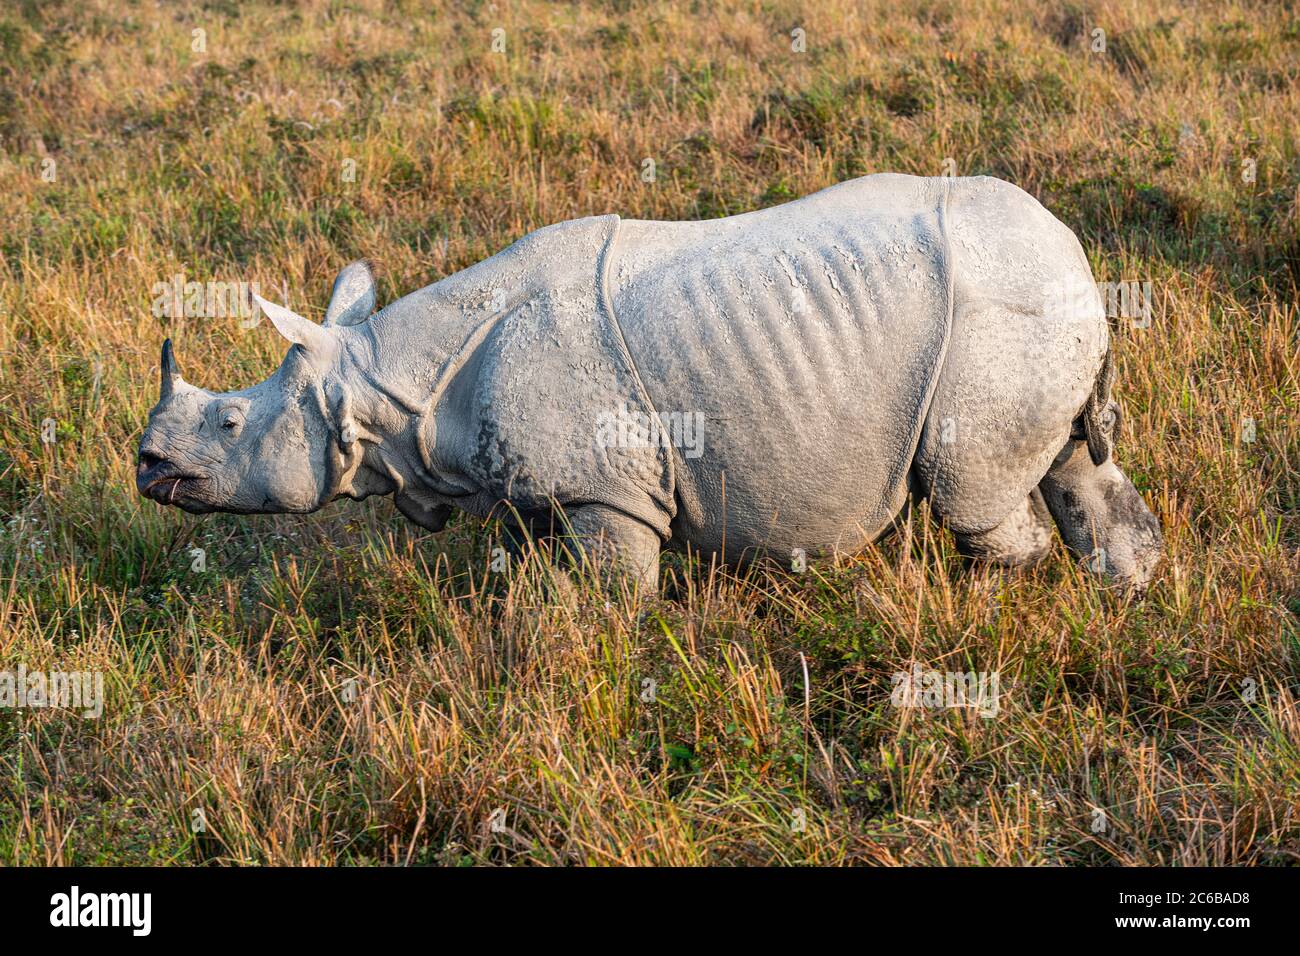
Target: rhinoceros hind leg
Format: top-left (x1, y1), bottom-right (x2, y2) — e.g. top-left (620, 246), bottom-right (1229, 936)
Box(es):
top-left (1038, 438), bottom-right (1163, 593)
top-left (559, 504), bottom-right (661, 594)
top-left (953, 488), bottom-right (1054, 568)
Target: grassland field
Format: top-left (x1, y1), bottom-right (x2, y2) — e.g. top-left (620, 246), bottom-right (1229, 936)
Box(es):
top-left (0, 0), bottom-right (1297, 865)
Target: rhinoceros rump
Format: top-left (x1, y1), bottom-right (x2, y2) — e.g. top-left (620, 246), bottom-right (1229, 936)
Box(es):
top-left (137, 174), bottom-right (1163, 592)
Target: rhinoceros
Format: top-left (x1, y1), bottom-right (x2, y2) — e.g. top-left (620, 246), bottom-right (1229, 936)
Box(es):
top-left (137, 174), bottom-right (1163, 592)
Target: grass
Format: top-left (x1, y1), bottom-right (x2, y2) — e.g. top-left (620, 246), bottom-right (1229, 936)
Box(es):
top-left (0, 0), bottom-right (1297, 865)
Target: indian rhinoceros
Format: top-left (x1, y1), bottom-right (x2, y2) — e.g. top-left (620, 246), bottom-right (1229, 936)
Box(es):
top-left (137, 173), bottom-right (1163, 592)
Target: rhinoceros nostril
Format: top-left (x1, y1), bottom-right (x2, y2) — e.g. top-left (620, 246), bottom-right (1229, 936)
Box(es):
top-left (139, 451), bottom-right (166, 472)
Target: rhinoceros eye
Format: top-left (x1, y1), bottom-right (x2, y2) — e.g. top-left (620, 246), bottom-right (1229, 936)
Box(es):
top-left (219, 408), bottom-right (244, 432)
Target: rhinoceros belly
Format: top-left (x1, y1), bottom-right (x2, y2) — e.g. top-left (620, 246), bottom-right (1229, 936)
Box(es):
top-left (608, 174), bottom-right (955, 559)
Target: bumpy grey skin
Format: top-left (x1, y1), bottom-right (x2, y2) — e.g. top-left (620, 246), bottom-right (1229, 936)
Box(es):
top-left (137, 174), bottom-right (1162, 594)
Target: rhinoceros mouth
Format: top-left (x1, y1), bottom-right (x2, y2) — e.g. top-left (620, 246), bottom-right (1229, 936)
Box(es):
top-left (142, 473), bottom-right (207, 506)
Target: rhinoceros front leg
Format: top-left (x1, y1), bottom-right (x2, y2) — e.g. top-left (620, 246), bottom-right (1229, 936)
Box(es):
top-left (1038, 438), bottom-right (1163, 593)
top-left (394, 492), bottom-right (451, 532)
top-left (558, 504), bottom-right (661, 594)
top-left (954, 488), bottom-right (1055, 568)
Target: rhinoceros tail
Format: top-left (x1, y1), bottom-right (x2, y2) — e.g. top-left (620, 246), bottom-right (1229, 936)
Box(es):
top-left (1083, 345), bottom-right (1119, 466)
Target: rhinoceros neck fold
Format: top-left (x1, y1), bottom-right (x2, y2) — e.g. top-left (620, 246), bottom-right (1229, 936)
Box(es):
top-left (333, 246), bottom-right (557, 506)
top-left (338, 313), bottom-right (485, 503)
top-left (340, 213), bottom-right (649, 521)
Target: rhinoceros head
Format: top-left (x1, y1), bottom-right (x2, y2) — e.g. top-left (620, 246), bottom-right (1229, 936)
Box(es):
top-left (136, 262), bottom-right (375, 515)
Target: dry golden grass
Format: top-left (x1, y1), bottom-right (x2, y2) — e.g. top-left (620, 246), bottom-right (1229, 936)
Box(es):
top-left (0, 0), bottom-right (1296, 864)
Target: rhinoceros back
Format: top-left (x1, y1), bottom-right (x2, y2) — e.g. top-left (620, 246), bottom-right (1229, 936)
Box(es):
top-left (608, 173), bottom-right (955, 558)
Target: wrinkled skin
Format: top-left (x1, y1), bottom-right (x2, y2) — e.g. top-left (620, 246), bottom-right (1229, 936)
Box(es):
top-left (137, 175), bottom-right (1163, 594)
top-left (138, 261), bottom-right (375, 519)
top-left (138, 347), bottom-right (339, 514)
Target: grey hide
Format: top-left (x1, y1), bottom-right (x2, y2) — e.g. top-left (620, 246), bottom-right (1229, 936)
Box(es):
top-left (137, 174), bottom-right (1163, 593)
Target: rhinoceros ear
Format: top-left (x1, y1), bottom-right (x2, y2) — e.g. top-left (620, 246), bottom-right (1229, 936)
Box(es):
top-left (323, 261), bottom-right (376, 328)
top-left (253, 293), bottom-right (333, 354)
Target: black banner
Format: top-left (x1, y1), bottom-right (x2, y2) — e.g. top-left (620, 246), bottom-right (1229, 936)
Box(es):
top-left (0, 866), bottom-right (1277, 943)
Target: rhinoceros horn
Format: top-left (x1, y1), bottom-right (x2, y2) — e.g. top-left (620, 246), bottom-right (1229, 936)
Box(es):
top-left (160, 337), bottom-right (181, 399)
